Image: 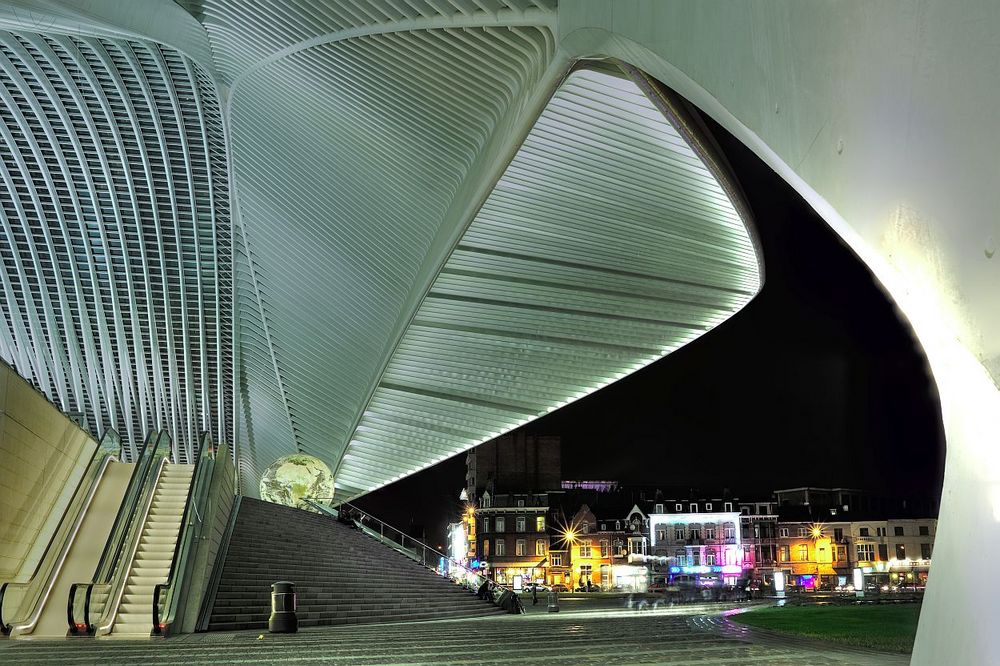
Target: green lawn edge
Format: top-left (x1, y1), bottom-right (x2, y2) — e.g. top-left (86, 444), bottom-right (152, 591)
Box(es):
top-left (731, 604), bottom-right (921, 654)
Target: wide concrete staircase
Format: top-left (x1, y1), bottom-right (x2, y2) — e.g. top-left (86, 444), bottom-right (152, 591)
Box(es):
top-left (207, 498), bottom-right (503, 631)
top-left (113, 463), bottom-right (194, 636)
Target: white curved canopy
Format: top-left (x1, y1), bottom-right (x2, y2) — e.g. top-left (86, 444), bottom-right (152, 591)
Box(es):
top-left (0, 1), bottom-right (761, 499)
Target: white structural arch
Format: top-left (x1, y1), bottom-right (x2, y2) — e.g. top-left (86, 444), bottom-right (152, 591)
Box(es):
top-left (0, 2), bottom-right (996, 662)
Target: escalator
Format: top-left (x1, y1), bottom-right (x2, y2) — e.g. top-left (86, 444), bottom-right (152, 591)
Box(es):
top-left (68, 431), bottom-right (225, 638)
top-left (3, 428), bottom-right (229, 640)
top-left (0, 431), bottom-right (134, 638)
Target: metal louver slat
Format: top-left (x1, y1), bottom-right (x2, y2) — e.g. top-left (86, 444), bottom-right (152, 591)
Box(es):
top-left (0, 30), bottom-right (231, 462)
top-left (335, 65), bottom-right (761, 501)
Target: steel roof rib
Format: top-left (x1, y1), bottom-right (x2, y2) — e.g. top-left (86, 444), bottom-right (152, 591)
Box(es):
top-left (0, 29), bottom-right (230, 463)
top-left (334, 66), bottom-right (760, 501)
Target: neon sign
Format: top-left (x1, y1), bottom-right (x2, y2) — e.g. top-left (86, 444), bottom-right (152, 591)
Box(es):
top-left (668, 564), bottom-right (743, 575)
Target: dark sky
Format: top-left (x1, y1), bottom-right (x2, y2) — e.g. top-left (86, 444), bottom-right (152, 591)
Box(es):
top-left (356, 99), bottom-right (946, 550)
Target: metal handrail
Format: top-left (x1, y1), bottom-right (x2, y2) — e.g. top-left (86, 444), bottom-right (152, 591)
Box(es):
top-left (153, 433), bottom-right (216, 635)
top-left (2, 450), bottom-right (113, 636)
top-left (303, 498), bottom-right (510, 598)
top-left (92, 431), bottom-right (163, 583)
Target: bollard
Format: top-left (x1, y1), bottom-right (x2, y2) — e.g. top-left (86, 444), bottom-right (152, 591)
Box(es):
top-left (547, 590), bottom-right (559, 613)
top-left (269, 581), bottom-right (298, 633)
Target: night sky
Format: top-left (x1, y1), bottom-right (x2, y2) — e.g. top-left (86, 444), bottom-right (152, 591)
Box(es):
top-left (356, 100), bottom-right (946, 550)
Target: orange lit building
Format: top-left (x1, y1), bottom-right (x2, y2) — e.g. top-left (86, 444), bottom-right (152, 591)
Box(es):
top-left (775, 520), bottom-right (852, 589)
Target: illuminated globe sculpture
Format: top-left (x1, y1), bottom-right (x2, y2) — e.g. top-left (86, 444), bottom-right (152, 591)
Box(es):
top-left (259, 454), bottom-right (334, 509)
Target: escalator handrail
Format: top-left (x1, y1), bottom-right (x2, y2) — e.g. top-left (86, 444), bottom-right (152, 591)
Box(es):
top-left (92, 431), bottom-right (164, 583)
top-left (94, 455), bottom-right (168, 635)
top-left (2, 453), bottom-right (113, 636)
top-left (153, 433), bottom-right (216, 635)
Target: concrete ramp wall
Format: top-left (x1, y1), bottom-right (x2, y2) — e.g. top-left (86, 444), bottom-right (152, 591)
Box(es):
top-left (0, 362), bottom-right (97, 581)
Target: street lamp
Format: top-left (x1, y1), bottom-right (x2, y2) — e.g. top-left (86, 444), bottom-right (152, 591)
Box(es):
top-left (810, 523), bottom-right (824, 591)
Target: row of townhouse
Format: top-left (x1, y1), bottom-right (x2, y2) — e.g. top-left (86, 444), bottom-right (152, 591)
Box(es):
top-left (465, 486), bottom-right (936, 592)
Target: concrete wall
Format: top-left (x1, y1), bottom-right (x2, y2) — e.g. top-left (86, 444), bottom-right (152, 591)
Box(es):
top-left (0, 362), bottom-right (97, 581)
top-left (180, 440), bottom-right (236, 633)
top-left (556, 2), bottom-right (1000, 662)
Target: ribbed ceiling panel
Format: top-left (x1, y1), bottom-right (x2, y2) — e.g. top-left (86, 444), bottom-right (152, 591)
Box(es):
top-left (0, 30), bottom-right (231, 462)
top-left (335, 67), bottom-right (761, 498)
top-left (226, 26), bottom-right (555, 491)
top-left (181, 0), bottom-right (558, 83)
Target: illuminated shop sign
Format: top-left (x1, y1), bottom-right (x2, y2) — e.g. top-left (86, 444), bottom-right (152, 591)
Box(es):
top-left (668, 565), bottom-right (743, 575)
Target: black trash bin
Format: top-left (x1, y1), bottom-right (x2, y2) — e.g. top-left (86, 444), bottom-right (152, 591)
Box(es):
top-left (269, 581), bottom-right (298, 633)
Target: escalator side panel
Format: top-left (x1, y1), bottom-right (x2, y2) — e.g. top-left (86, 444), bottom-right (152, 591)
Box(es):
top-left (27, 462), bottom-right (133, 638)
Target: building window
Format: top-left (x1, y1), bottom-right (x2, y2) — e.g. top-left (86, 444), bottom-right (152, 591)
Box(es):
top-left (724, 502), bottom-right (733, 512)
top-left (483, 539), bottom-right (490, 558)
top-left (687, 503), bottom-right (695, 512)
top-left (878, 544), bottom-right (888, 561)
top-left (656, 528), bottom-right (667, 543)
top-left (857, 543), bottom-right (874, 561)
top-left (581, 522), bottom-right (589, 535)
top-left (779, 546), bottom-right (790, 562)
top-left (706, 550), bottom-right (716, 565)
top-left (921, 543), bottom-right (932, 559)
top-left (614, 540), bottom-right (625, 557)
top-left (629, 539), bottom-right (643, 555)
top-left (580, 565), bottom-right (592, 584)
top-left (655, 503), bottom-right (664, 513)
top-left (779, 527), bottom-right (789, 537)
top-left (616, 521), bottom-right (621, 530)
top-left (876, 527), bottom-right (887, 537)
top-left (797, 527), bottom-right (808, 538)
top-left (834, 528), bottom-right (843, 541)
top-left (551, 553), bottom-right (563, 566)
top-left (706, 527), bottom-right (716, 540)
top-left (919, 525), bottom-right (929, 536)
top-left (895, 544), bottom-right (905, 560)
top-left (536, 516), bottom-right (545, 532)
top-left (536, 540), bottom-right (546, 556)
top-left (496, 517), bottom-right (505, 532)
top-left (579, 541), bottom-right (592, 558)
top-left (495, 539), bottom-right (505, 556)
top-left (705, 503), bottom-right (713, 511)
top-left (483, 517), bottom-right (490, 533)
top-left (724, 526), bottom-right (735, 540)
top-left (859, 527), bottom-right (870, 537)
top-left (690, 528), bottom-right (701, 540)
top-left (516, 516), bottom-right (526, 532)
top-left (600, 540), bottom-right (610, 558)
top-left (517, 499), bottom-right (525, 507)
top-left (837, 546), bottom-right (847, 561)
top-left (798, 544), bottom-right (809, 561)
top-left (674, 528), bottom-right (685, 541)
top-left (893, 526), bottom-right (904, 536)
top-left (691, 550), bottom-right (700, 566)
top-left (482, 496), bottom-right (491, 508)
top-left (675, 503), bottom-right (683, 511)
top-left (516, 539), bottom-right (527, 556)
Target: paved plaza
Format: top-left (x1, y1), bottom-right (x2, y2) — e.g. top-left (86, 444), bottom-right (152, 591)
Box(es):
top-left (0, 604), bottom-right (909, 665)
